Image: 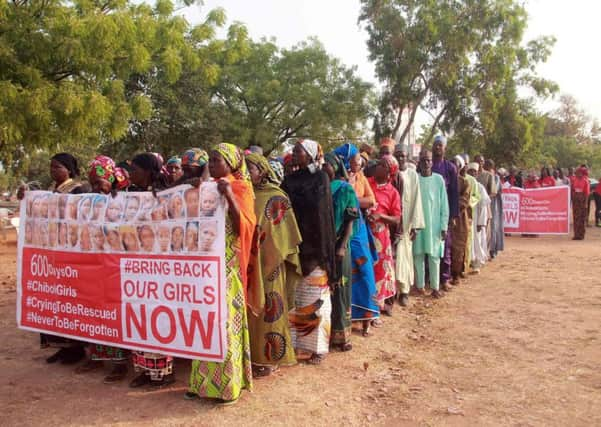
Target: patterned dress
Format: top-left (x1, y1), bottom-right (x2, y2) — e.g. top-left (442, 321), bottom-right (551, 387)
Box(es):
top-left (368, 177), bottom-right (401, 304)
top-left (188, 218), bottom-right (253, 400)
top-left (247, 184), bottom-right (302, 367)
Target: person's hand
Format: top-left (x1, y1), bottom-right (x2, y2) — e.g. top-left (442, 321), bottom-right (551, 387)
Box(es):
top-left (368, 212), bottom-right (381, 222)
top-left (441, 230), bottom-right (447, 240)
top-left (216, 178), bottom-right (233, 197)
top-left (410, 229), bottom-right (417, 241)
top-left (16, 184), bottom-right (27, 201)
top-left (336, 246), bottom-right (346, 262)
top-left (186, 177), bottom-right (201, 188)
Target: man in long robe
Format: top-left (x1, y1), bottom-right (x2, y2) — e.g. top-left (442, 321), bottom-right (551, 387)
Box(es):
top-left (393, 145), bottom-right (425, 306)
top-left (485, 160), bottom-right (504, 259)
top-left (450, 155), bottom-right (472, 284)
top-left (413, 151), bottom-right (449, 298)
top-left (431, 136), bottom-right (458, 291)
top-left (467, 163), bottom-right (490, 272)
top-left (463, 166), bottom-right (481, 275)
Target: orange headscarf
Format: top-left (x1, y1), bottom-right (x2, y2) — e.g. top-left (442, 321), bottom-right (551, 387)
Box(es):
top-left (380, 137), bottom-right (396, 149)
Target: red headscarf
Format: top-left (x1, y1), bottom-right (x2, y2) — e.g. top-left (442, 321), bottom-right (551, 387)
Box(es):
top-left (88, 155), bottom-right (129, 190)
top-left (381, 154), bottom-right (399, 180)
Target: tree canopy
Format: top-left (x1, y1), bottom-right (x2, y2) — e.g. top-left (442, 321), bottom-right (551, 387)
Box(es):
top-left (360, 0), bottom-right (557, 165)
top-left (0, 0), bottom-right (374, 187)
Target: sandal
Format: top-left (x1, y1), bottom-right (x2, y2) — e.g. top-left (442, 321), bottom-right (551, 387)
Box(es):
top-left (340, 343), bottom-right (353, 352)
top-left (151, 373), bottom-right (176, 387)
top-left (371, 318), bottom-right (384, 328)
top-left (184, 391), bottom-right (199, 401)
top-left (252, 365), bottom-right (273, 378)
top-left (46, 349), bottom-right (66, 364)
top-left (362, 321), bottom-right (371, 337)
top-left (103, 364), bottom-right (128, 383)
top-left (129, 373), bottom-right (151, 388)
top-left (216, 397), bottom-right (239, 406)
top-left (306, 353), bottom-right (325, 365)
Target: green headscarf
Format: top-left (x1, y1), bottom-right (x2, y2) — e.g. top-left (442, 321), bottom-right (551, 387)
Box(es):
top-left (212, 143), bottom-right (250, 181)
top-left (245, 153), bottom-right (281, 189)
top-left (324, 152), bottom-right (349, 181)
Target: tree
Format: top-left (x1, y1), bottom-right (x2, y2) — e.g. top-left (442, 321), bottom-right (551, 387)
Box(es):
top-left (359, 0), bottom-right (556, 153)
top-left (210, 38), bottom-right (374, 153)
top-left (0, 0), bottom-right (211, 172)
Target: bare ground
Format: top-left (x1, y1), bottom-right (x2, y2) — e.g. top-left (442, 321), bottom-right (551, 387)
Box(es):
top-left (1, 227), bottom-right (601, 426)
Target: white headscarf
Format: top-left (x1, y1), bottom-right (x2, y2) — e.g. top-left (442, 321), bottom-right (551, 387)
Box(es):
top-left (467, 162), bottom-right (480, 172)
top-left (299, 139), bottom-right (322, 173)
top-left (454, 155), bottom-right (465, 170)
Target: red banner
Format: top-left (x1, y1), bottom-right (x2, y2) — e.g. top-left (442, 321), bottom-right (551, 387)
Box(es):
top-left (502, 186), bottom-right (570, 234)
top-left (16, 184), bottom-right (228, 361)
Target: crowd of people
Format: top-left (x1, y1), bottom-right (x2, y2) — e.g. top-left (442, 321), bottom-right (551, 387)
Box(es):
top-left (20, 136), bottom-right (595, 404)
top-left (498, 163), bottom-right (597, 238)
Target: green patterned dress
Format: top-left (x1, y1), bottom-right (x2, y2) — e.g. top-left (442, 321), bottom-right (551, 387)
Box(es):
top-left (188, 218), bottom-right (253, 401)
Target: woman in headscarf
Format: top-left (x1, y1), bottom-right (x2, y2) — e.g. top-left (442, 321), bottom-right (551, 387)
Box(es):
top-left (245, 153), bottom-right (302, 377)
top-left (281, 139), bottom-right (336, 365)
top-left (323, 153), bottom-right (358, 351)
top-left (127, 153), bottom-right (174, 388)
top-left (176, 148), bottom-right (210, 186)
top-left (571, 166), bottom-right (590, 240)
top-left (76, 155), bottom-right (131, 382)
top-left (40, 153), bottom-right (89, 365)
top-left (367, 155), bottom-right (401, 319)
top-left (335, 144), bottom-right (379, 336)
top-left (450, 155), bottom-right (473, 285)
top-left (166, 156), bottom-right (183, 184)
top-left (49, 153), bottom-right (89, 194)
top-left (187, 143), bottom-right (256, 404)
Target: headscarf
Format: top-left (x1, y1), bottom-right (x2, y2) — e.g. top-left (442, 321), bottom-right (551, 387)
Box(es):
top-left (298, 139), bottom-right (323, 174)
top-left (434, 135), bottom-right (447, 146)
top-left (213, 143), bottom-right (250, 181)
top-left (246, 153), bottom-right (280, 188)
top-left (454, 155), bottom-right (466, 170)
top-left (283, 153), bottom-right (294, 167)
top-left (577, 166), bottom-right (589, 177)
top-left (51, 153), bottom-right (80, 178)
top-left (166, 156), bottom-right (181, 166)
top-left (333, 142), bottom-right (359, 170)
top-left (467, 162), bottom-right (479, 172)
top-left (248, 145), bottom-right (263, 155)
top-left (181, 148), bottom-right (208, 168)
top-left (268, 159), bottom-right (284, 184)
top-left (151, 152), bottom-right (169, 177)
top-left (380, 137), bottom-right (395, 150)
top-left (88, 155), bottom-right (130, 190)
top-left (381, 154), bottom-right (399, 179)
top-left (324, 152), bottom-right (349, 180)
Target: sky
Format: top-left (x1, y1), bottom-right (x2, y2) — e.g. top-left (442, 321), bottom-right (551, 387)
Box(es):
top-left (179, 0), bottom-right (601, 124)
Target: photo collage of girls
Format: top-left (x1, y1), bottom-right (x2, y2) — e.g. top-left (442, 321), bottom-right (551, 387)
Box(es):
top-left (22, 183), bottom-right (224, 255)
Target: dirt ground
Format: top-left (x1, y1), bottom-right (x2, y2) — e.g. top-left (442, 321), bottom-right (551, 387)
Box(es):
top-left (1, 227), bottom-right (600, 426)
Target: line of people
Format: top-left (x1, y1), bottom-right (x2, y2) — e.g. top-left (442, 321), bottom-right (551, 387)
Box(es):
top-left (27, 136), bottom-right (506, 405)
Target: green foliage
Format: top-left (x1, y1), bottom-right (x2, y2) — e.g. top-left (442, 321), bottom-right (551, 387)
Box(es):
top-left (1, 0), bottom-right (375, 186)
top-left (0, 0), bottom-right (200, 174)
top-left (211, 38), bottom-right (374, 154)
top-left (360, 0), bottom-right (556, 162)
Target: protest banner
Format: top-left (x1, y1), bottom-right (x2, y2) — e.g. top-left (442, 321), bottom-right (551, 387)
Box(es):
top-left (16, 183), bottom-right (228, 361)
top-left (502, 186), bottom-right (570, 234)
